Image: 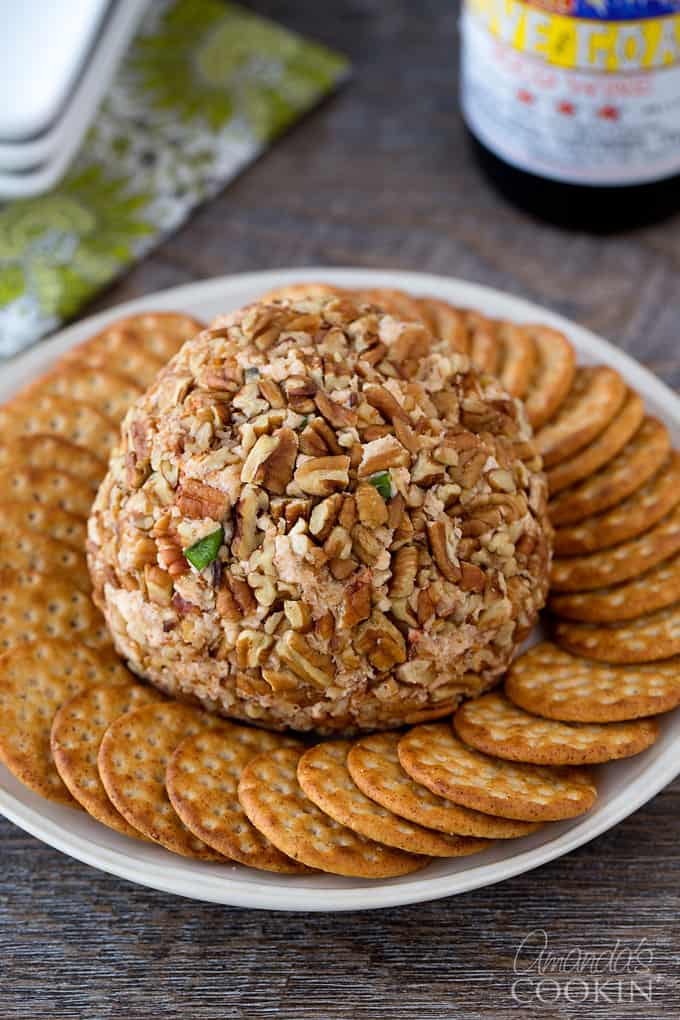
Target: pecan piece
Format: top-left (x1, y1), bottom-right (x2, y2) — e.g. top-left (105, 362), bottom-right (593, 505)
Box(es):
top-left (460, 561), bottom-right (486, 592)
top-left (176, 478), bottom-right (230, 520)
top-left (354, 611), bottom-right (407, 671)
top-left (338, 573), bottom-right (372, 629)
top-left (299, 417), bottom-right (342, 456)
top-left (356, 482), bottom-right (388, 528)
top-left (389, 546), bottom-right (418, 599)
top-left (314, 389), bottom-right (357, 429)
top-left (231, 484), bottom-right (265, 560)
top-left (309, 493), bottom-right (342, 541)
top-left (426, 520), bottom-right (461, 583)
top-left (358, 435), bottom-right (410, 477)
top-left (364, 384), bottom-right (409, 424)
top-left (277, 631), bottom-right (335, 688)
top-left (294, 455), bottom-right (350, 496)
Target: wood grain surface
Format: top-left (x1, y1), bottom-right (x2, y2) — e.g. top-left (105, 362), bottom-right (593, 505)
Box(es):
top-left (2, 2), bottom-right (680, 1017)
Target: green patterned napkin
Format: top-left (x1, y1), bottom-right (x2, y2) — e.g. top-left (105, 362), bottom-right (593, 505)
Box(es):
top-left (0, 0), bottom-right (348, 356)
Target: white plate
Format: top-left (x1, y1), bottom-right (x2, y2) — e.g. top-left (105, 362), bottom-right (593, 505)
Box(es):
top-left (1, 268), bottom-right (679, 912)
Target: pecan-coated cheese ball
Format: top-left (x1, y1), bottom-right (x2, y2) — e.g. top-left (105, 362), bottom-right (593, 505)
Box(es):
top-left (87, 295), bottom-right (552, 733)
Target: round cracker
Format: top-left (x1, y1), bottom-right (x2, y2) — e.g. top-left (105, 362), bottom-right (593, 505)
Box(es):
top-left (238, 746), bottom-right (427, 878)
top-left (67, 331), bottom-right (164, 388)
top-left (506, 641), bottom-right (680, 721)
top-left (0, 640), bottom-right (132, 804)
top-left (298, 740), bottom-right (493, 858)
top-left (0, 501), bottom-right (86, 551)
top-left (551, 503), bottom-right (680, 592)
top-left (51, 683), bottom-right (161, 837)
top-left (465, 311), bottom-right (500, 374)
top-left (355, 287), bottom-right (428, 324)
top-left (30, 366), bottom-right (142, 424)
top-left (524, 326), bottom-right (576, 430)
top-left (0, 527), bottom-right (90, 591)
top-left (548, 417), bottom-right (670, 526)
top-left (72, 312), bottom-right (204, 369)
top-left (259, 282), bottom-right (344, 304)
top-left (554, 452), bottom-right (680, 556)
top-left (534, 366), bottom-right (626, 468)
top-left (0, 569), bottom-right (110, 654)
top-left (398, 723), bottom-right (597, 822)
top-left (416, 298), bottom-right (468, 353)
top-left (346, 732), bottom-right (539, 838)
top-left (547, 389), bottom-right (644, 495)
top-left (551, 550), bottom-right (680, 622)
top-left (98, 702), bottom-right (226, 859)
top-left (496, 322), bottom-right (536, 399)
top-left (0, 393), bottom-right (117, 461)
top-left (0, 436), bottom-right (104, 488)
top-left (454, 691), bottom-right (658, 765)
top-left (0, 466), bottom-right (94, 518)
top-left (166, 727), bottom-right (310, 874)
top-left (554, 601), bottom-right (680, 663)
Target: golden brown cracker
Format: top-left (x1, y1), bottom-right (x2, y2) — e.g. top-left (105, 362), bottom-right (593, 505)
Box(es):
top-left (551, 550), bottom-right (680, 623)
top-left (0, 436), bottom-right (104, 488)
top-left (554, 602), bottom-right (680, 663)
top-left (0, 392), bottom-right (117, 461)
top-left (0, 569), bottom-right (110, 654)
top-left (465, 311), bottom-right (501, 374)
top-left (356, 287), bottom-right (428, 324)
top-left (346, 732), bottom-right (540, 838)
top-left (496, 322), bottom-right (536, 398)
top-left (30, 366), bottom-right (142, 423)
top-left (259, 282), bottom-right (344, 304)
top-left (0, 527), bottom-right (91, 591)
top-left (506, 641), bottom-right (680, 721)
top-left (166, 726), bottom-right (310, 873)
top-left (72, 312), bottom-right (204, 369)
top-left (238, 746), bottom-right (428, 878)
top-left (0, 641), bottom-right (131, 804)
top-left (454, 691), bottom-right (658, 765)
top-left (524, 326), bottom-right (576, 429)
top-left (398, 723), bottom-right (597, 822)
top-left (67, 331), bottom-right (164, 388)
top-left (535, 366), bottom-right (627, 468)
top-left (298, 740), bottom-right (493, 857)
top-left (548, 417), bottom-right (670, 526)
top-left (547, 390), bottom-right (644, 495)
top-left (51, 683), bottom-right (161, 837)
top-left (0, 466), bottom-right (94, 518)
top-left (97, 701), bottom-right (227, 859)
top-left (551, 504), bottom-right (680, 592)
top-left (0, 501), bottom-right (86, 551)
top-left (416, 297), bottom-right (469, 353)
top-left (554, 452), bottom-right (680, 555)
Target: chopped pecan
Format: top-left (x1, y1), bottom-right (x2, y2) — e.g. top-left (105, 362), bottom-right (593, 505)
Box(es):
top-left (389, 546), bottom-right (418, 599)
top-left (352, 523), bottom-right (384, 566)
top-left (354, 611), bottom-right (407, 671)
top-left (459, 561), bottom-right (486, 592)
top-left (427, 520), bottom-right (461, 583)
top-left (258, 377), bottom-right (285, 408)
top-left (176, 478), bottom-right (230, 520)
top-left (283, 600), bottom-right (313, 632)
top-left (299, 417), bottom-right (342, 456)
top-left (294, 455), bottom-right (350, 496)
top-left (358, 435), bottom-right (410, 477)
top-left (356, 483), bottom-right (388, 528)
top-left (338, 494), bottom-right (357, 530)
top-left (338, 572), bottom-right (372, 629)
top-left (236, 629), bottom-right (274, 668)
top-left (247, 427), bottom-right (298, 495)
top-left (309, 493), bottom-right (342, 541)
top-left (328, 556), bottom-right (356, 580)
top-left (324, 525), bottom-right (352, 560)
top-left (277, 631), bottom-right (335, 687)
top-left (314, 389), bottom-right (357, 429)
top-left (144, 564), bottom-right (173, 606)
top-left (156, 532), bottom-right (189, 578)
top-left (231, 485), bottom-right (265, 560)
top-left (364, 384), bottom-right (409, 424)
top-left (284, 375), bottom-right (317, 413)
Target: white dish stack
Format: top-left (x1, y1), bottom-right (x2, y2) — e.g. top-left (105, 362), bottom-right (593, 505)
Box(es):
top-left (0, 1), bottom-right (148, 199)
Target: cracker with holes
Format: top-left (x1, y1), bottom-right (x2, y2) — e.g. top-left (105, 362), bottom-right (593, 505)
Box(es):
top-left (166, 726), bottom-right (310, 873)
top-left (495, 322), bottom-right (536, 398)
top-left (554, 601), bottom-right (680, 663)
top-left (69, 312), bottom-right (204, 370)
top-left (97, 702), bottom-right (227, 859)
top-left (0, 641), bottom-right (131, 804)
top-left (454, 692), bottom-right (658, 765)
top-left (416, 298), bottom-right (468, 353)
top-left (0, 393), bottom-right (117, 461)
top-left (535, 366), bottom-right (626, 468)
top-left (27, 367), bottom-right (143, 424)
top-left (66, 332), bottom-right (164, 388)
top-left (0, 436), bottom-right (104, 486)
top-left (238, 746), bottom-right (427, 878)
top-left (298, 740), bottom-right (493, 857)
top-left (506, 641), bottom-right (680, 722)
top-left (551, 550), bottom-right (680, 622)
top-left (523, 326), bottom-right (576, 429)
top-left (554, 452), bottom-right (680, 556)
top-left (0, 527), bottom-right (90, 591)
top-left (551, 503), bottom-right (680, 592)
top-left (0, 569), bottom-right (110, 653)
top-left (0, 466), bottom-right (95, 518)
top-left (548, 417), bottom-right (670, 526)
top-left (547, 390), bottom-right (644, 495)
top-left (464, 310), bottom-right (500, 374)
top-left (51, 683), bottom-right (162, 837)
top-left (346, 732), bottom-right (540, 838)
top-left (398, 723), bottom-right (597, 821)
top-left (0, 501), bottom-right (86, 550)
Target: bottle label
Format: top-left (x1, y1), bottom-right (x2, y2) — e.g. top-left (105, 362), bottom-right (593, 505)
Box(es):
top-left (460, 0), bottom-right (680, 185)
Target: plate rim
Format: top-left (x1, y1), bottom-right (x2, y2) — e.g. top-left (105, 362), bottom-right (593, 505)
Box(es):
top-left (2, 265), bottom-right (679, 912)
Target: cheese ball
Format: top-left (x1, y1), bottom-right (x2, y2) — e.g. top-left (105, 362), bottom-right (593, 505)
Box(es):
top-left (88, 295), bottom-right (551, 733)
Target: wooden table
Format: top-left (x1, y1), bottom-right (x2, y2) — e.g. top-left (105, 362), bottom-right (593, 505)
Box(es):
top-left (2, 3), bottom-right (679, 1017)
